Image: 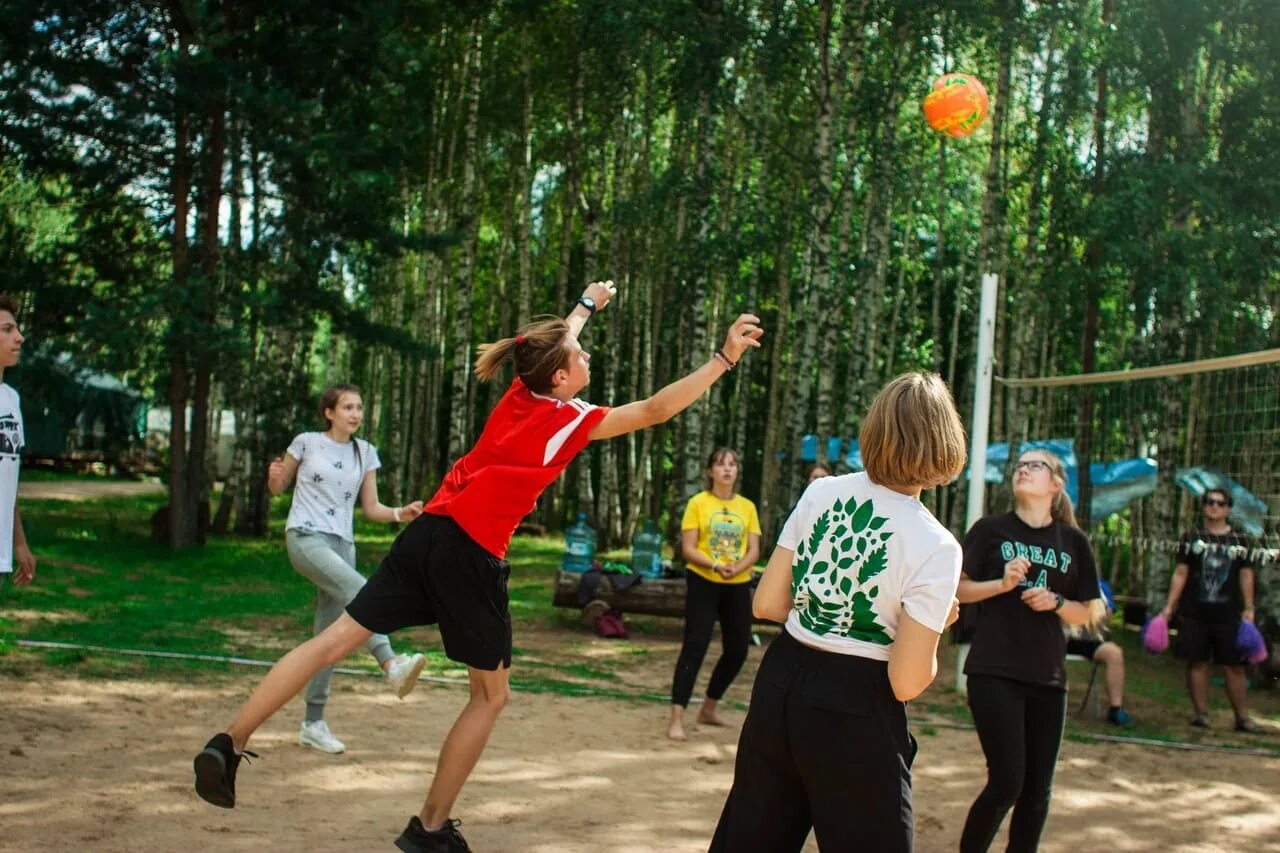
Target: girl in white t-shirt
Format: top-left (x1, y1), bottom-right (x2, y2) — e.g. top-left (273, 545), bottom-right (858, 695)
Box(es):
top-left (267, 384), bottom-right (427, 754)
top-left (710, 373), bottom-right (968, 853)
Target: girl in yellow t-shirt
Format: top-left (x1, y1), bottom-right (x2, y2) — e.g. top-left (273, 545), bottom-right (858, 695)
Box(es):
top-left (667, 447), bottom-right (762, 741)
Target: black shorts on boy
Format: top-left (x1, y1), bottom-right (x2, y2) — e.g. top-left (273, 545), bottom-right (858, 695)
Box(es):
top-left (710, 630), bottom-right (916, 853)
top-left (347, 513), bottom-right (513, 671)
top-left (1173, 615), bottom-right (1243, 665)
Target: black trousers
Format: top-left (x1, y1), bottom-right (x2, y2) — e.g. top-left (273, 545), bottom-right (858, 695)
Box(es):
top-left (670, 571), bottom-right (753, 707)
top-left (710, 630), bottom-right (916, 853)
top-left (960, 674), bottom-right (1067, 853)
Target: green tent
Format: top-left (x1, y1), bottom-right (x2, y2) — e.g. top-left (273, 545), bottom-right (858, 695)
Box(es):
top-left (9, 351), bottom-right (146, 461)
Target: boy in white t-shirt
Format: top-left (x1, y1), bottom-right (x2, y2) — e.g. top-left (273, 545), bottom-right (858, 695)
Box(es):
top-left (710, 373), bottom-right (968, 853)
top-left (0, 295), bottom-right (34, 592)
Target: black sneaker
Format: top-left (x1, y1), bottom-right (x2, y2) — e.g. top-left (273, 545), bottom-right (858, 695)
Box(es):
top-left (394, 816), bottom-right (471, 852)
top-left (193, 733), bottom-right (256, 809)
top-left (1190, 713), bottom-right (1210, 729)
top-left (1235, 717), bottom-right (1267, 735)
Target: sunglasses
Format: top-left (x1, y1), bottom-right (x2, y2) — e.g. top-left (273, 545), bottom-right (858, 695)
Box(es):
top-left (1014, 460), bottom-right (1049, 473)
top-left (1203, 498), bottom-right (1231, 508)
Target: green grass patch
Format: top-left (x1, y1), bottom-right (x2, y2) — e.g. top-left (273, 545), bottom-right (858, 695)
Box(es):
top-left (0, 492), bottom-right (659, 691)
top-left (6, 494), bottom-right (1280, 750)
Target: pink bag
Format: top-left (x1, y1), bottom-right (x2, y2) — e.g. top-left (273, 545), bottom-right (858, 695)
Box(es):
top-left (1237, 621), bottom-right (1268, 665)
top-left (594, 608), bottom-right (629, 639)
top-left (1142, 614), bottom-right (1169, 654)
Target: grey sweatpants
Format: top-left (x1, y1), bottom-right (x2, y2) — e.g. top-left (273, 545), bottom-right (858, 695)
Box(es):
top-left (286, 529), bottom-right (395, 723)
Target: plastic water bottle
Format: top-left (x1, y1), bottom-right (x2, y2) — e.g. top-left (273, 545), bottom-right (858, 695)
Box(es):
top-left (630, 519), bottom-right (664, 578)
top-left (563, 512), bottom-right (597, 573)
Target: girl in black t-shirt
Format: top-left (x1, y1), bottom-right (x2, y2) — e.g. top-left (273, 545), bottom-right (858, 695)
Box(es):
top-left (957, 449), bottom-right (1102, 853)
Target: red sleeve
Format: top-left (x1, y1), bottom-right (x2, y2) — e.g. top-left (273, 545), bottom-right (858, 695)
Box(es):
top-left (549, 404), bottom-right (610, 465)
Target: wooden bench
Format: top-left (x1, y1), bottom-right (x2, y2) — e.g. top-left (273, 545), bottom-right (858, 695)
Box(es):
top-left (553, 569), bottom-right (691, 621)
top-left (552, 569), bottom-right (777, 627)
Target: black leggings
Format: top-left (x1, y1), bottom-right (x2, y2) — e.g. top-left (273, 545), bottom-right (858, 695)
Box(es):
top-left (960, 674), bottom-right (1067, 853)
top-left (670, 571), bottom-right (752, 707)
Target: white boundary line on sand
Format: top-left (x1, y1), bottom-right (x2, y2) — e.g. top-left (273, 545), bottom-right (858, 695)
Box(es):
top-left (15, 638), bottom-right (470, 686)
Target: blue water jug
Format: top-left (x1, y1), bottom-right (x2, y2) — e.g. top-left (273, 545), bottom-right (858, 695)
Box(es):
top-left (563, 512), bottom-right (597, 573)
top-left (630, 519), bottom-right (663, 578)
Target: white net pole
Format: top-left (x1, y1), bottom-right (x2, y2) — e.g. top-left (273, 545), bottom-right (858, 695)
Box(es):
top-left (957, 271), bottom-right (1000, 694)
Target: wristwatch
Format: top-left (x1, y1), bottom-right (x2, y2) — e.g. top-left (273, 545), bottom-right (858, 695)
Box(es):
top-left (1053, 593), bottom-right (1065, 612)
top-left (575, 295), bottom-right (597, 315)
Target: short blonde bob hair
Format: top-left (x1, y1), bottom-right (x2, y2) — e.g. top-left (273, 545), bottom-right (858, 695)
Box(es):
top-left (859, 372), bottom-right (967, 490)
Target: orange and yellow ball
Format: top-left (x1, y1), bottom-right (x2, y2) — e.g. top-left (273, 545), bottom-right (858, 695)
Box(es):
top-left (922, 74), bottom-right (990, 138)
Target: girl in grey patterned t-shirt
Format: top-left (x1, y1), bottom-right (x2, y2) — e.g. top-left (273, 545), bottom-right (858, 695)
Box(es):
top-left (267, 383), bottom-right (428, 754)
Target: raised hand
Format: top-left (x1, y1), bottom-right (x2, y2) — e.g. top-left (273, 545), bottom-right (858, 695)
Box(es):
top-left (584, 280), bottom-right (617, 312)
top-left (1001, 556), bottom-right (1029, 592)
top-left (721, 314), bottom-right (764, 363)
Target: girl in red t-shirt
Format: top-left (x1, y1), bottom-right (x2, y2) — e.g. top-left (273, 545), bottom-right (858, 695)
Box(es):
top-left (194, 280), bottom-right (763, 853)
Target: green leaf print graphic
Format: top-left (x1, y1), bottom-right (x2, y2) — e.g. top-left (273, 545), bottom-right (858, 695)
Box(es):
top-left (850, 499), bottom-right (874, 533)
top-left (792, 554), bottom-right (808, 589)
top-left (848, 591), bottom-right (892, 645)
top-left (793, 495), bottom-right (895, 643)
top-left (857, 543), bottom-right (889, 584)
top-left (807, 510), bottom-right (831, 559)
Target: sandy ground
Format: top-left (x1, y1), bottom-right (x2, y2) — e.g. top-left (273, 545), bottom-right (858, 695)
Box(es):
top-left (1, 673), bottom-right (1278, 853)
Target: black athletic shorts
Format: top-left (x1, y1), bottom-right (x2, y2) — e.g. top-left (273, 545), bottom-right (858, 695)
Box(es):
top-left (1174, 616), bottom-right (1243, 665)
top-left (1065, 637), bottom-right (1102, 660)
top-left (346, 513), bottom-right (512, 670)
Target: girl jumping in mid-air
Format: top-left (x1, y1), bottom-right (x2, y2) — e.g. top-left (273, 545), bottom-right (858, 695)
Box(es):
top-left (194, 280), bottom-right (762, 853)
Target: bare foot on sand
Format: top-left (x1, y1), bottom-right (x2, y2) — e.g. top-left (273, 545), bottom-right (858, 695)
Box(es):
top-left (667, 706), bottom-right (687, 741)
top-left (697, 698), bottom-right (730, 727)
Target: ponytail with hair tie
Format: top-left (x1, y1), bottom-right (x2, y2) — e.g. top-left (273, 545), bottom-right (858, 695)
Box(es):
top-left (474, 317), bottom-right (572, 393)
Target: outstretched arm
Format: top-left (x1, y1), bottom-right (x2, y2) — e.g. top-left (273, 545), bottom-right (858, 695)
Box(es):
top-left (588, 313), bottom-right (763, 441)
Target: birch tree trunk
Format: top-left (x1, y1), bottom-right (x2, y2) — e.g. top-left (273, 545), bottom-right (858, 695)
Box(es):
top-left (447, 24), bottom-right (483, 461)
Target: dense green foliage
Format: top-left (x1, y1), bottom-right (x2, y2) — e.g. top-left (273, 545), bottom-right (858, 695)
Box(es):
top-left (1, 0), bottom-right (1276, 553)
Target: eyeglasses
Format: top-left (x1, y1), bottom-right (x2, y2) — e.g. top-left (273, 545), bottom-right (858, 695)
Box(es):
top-left (1014, 460), bottom-right (1049, 473)
top-left (1203, 498), bottom-right (1231, 508)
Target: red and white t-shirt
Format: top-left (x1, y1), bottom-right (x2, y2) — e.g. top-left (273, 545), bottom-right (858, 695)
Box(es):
top-left (426, 378), bottom-right (609, 558)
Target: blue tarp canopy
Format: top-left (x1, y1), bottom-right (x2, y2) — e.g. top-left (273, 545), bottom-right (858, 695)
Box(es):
top-left (800, 435), bottom-right (1268, 528)
top-left (1174, 467), bottom-right (1267, 537)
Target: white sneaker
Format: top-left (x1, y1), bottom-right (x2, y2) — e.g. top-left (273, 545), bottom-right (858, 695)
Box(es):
top-left (298, 720), bottom-right (345, 754)
top-left (385, 653), bottom-right (427, 699)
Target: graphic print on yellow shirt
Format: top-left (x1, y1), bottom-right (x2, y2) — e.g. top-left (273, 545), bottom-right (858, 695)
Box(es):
top-left (708, 508), bottom-right (746, 562)
top-left (682, 491), bottom-right (761, 585)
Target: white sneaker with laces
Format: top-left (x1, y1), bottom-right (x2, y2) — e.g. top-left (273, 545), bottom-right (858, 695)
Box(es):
top-left (385, 653), bottom-right (427, 699)
top-left (298, 720), bottom-right (346, 754)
